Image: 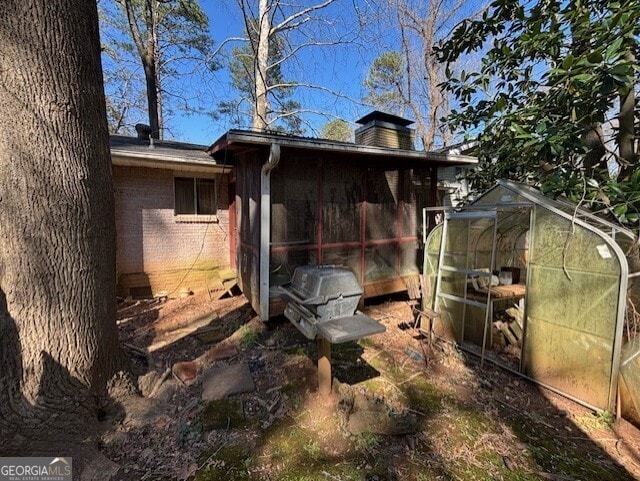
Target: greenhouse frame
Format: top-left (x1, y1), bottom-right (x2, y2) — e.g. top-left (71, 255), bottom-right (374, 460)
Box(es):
top-left (423, 180), bottom-right (640, 417)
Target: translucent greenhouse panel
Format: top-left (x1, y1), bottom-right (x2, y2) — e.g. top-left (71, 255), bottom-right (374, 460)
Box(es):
top-left (434, 297), bottom-right (464, 343)
top-left (472, 185), bottom-right (531, 207)
top-left (439, 271), bottom-right (468, 299)
top-left (463, 305), bottom-right (490, 346)
top-left (619, 341), bottom-right (640, 425)
top-left (530, 209), bottom-right (620, 275)
top-left (436, 267), bottom-right (471, 344)
top-left (523, 209), bottom-right (622, 410)
top-left (470, 224), bottom-right (494, 271)
top-left (618, 236), bottom-right (640, 422)
top-left (423, 224), bottom-right (443, 310)
top-left (523, 311), bottom-right (613, 408)
top-left (443, 221), bottom-right (470, 270)
top-left (494, 226), bottom-right (529, 280)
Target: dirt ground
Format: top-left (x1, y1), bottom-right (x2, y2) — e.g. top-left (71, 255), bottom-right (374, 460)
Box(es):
top-left (101, 291), bottom-right (640, 480)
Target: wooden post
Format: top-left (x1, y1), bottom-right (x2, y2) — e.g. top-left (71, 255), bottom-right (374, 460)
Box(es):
top-left (317, 337), bottom-right (332, 397)
top-left (427, 166), bottom-right (438, 234)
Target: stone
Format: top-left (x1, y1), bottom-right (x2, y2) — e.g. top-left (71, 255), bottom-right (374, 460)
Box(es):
top-left (194, 326), bottom-right (226, 344)
top-left (202, 362), bottom-right (255, 400)
top-left (205, 344), bottom-right (238, 362)
top-left (173, 361), bottom-right (198, 382)
top-left (346, 409), bottom-right (418, 436)
top-left (138, 371), bottom-right (160, 398)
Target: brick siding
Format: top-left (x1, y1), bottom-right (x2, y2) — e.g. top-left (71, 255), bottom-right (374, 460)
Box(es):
top-left (113, 165), bottom-right (231, 297)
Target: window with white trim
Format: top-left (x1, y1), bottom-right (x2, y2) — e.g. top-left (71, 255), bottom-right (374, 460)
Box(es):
top-left (174, 176), bottom-right (216, 217)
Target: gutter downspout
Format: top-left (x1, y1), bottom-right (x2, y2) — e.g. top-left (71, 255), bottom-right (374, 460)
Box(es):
top-left (259, 143), bottom-right (280, 320)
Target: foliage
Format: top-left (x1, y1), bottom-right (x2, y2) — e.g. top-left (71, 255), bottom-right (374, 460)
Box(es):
top-left (363, 51), bottom-right (406, 114)
top-left (219, 18), bottom-right (303, 134)
top-left (361, 0), bottom-right (471, 150)
top-left (100, 0), bottom-right (216, 137)
top-left (238, 324), bottom-right (260, 347)
top-left (437, 0), bottom-right (640, 233)
top-left (319, 119), bottom-right (353, 142)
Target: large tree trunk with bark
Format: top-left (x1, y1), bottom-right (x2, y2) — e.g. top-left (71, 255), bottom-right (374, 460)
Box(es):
top-left (123, 0), bottom-right (163, 139)
top-left (0, 0), bottom-right (128, 465)
top-left (253, 0), bottom-right (271, 131)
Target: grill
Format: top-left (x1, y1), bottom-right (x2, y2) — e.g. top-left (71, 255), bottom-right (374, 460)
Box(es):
top-left (278, 265), bottom-right (385, 343)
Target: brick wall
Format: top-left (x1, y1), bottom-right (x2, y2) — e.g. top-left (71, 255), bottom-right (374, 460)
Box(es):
top-left (113, 165), bottom-right (231, 297)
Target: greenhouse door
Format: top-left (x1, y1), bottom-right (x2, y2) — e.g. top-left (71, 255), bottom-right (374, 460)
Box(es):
top-left (434, 211), bottom-right (498, 353)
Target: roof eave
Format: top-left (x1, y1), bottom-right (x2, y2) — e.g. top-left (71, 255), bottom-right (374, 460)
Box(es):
top-left (111, 151), bottom-right (228, 174)
top-left (208, 129), bottom-right (477, 167)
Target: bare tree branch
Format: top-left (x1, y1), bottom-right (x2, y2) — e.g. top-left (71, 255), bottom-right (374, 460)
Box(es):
top-left (266, 38), bottom-right (350, 71)
top-left (270, 0), bottom-right (335, 35)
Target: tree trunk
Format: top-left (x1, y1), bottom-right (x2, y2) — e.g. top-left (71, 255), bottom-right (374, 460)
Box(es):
top-left (123, 0), bottom-right (162, 139)
top-left (582, 123), bottom-right (606, 176)
top-left (145, 0), bottom-right (161, 139)
top-left (0, 0), bottom-right (127, 459)
top-left (253, 0), bottom-right (270, 131)
top-left (618, 38), bottom-right (636, 180)
top-left (422, 12), bottom-right (439, 151)
top-left (144, 61), bottom-right (162, 139)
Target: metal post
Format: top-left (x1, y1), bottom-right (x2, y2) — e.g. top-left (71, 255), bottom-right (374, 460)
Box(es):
top-left (480, 214), bottom-right (499, 368)
top-left (317, 337), bottom-right (332, 397)
top-left (259, 143), bottom-right (280, 320)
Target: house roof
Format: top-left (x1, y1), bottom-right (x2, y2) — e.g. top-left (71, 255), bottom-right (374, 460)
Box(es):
top-left (435, 140), bottom-right (478, 157)
top-left (208, 129), bottom-right (477, 167)
top-left (355, 110), bottom-right (414, 126)
top-left (110, 135), bottom-right (230, 174)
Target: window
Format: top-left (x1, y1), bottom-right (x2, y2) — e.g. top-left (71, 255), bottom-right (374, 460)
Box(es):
top-left (174, 176), bottom-right (216, 217)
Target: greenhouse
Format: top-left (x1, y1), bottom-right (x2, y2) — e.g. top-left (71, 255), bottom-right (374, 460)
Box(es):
top-left (423, 180), bottom-right (640, 418)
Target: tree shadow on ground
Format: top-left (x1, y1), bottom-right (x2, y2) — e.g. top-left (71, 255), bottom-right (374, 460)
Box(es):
top-left (107, 294), bottom-right (640, 480)
top-left (419, 335), bottom-right (639, 480)
top-left (0, 288), bottom-right (125, 480)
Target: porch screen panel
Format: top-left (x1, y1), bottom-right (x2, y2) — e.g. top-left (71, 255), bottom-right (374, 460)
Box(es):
top-left (523, 208), bottom-right (621, 410)
top-left (235, 155), bottom-right (261, 315)
top-left (270, 249), bottom-right (318, 286)
top-left (403, 169), bottom-right (431, 238)
top-left (400, 241), bottom-right (420, 276)
top-left (321, 162), bottom-right (362, 244)
top-left (271, 157), bottom-right (318, 246)
top-left (364, 244), bottom-right (399, 282)
top-left (366, 170), bottom-right (399, 241)
top-left (322, 246), bottom-right (361, 280)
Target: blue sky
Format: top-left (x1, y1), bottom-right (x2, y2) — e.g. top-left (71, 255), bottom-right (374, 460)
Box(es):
top-left (101, 0), bottom-right (482, 146)
top-left (174, 0), bottom-right (396, 145)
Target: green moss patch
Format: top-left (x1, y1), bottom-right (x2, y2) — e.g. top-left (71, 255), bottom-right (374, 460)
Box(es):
top-left (201, 399), bottom-right (247, 430)
top-left (195, 444), bottom-right (251, 481)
